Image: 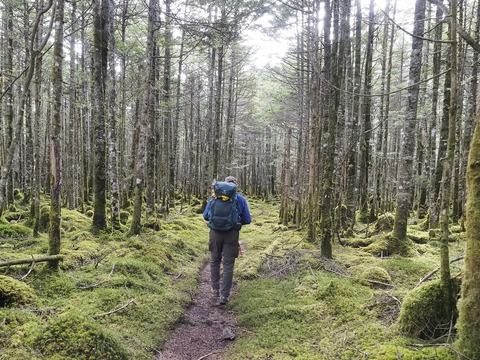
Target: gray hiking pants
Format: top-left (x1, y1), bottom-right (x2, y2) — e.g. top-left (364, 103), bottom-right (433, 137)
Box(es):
top-left (209, 229), bottom-right (240, 299)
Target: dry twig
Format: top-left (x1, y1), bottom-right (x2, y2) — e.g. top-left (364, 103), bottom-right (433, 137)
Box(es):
top-left (19, 256), bottom-right (35, 281)
top-left (93, 298), bottom-right (136, 318)
top-left (197, 351), bottom-right (218, 360)
top-left (414, 256), bottom-right (464, 288)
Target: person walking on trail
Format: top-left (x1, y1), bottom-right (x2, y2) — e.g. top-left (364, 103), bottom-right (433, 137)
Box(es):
top-left (203, 176), bottom-right (252, 305)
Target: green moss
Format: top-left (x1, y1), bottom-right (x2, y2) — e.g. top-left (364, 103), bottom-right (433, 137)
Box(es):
top-left (0, 276), bottom-right (37, 307)
top-left (397, 278), bottom-right (460, 340)
top-left (35, 309), bottom-right (128, 359)
top-left (365, 233), bottom-right (415, 257)
top-left (0, 223), bottom-right (31, 238)
top-left (28, 271), bottom-right (75, 301)
top-left (373, 213), bottom-right (395, 233)
top-left (360, 266), bottom-right (392, 284)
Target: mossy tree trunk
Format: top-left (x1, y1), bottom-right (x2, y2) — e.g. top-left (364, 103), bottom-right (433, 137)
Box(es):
top-left (357, 0), bottom-right (375, 224)
top-left (108, 0), bottom-right (120, 230)
top-left (457, 107), bottom-right (480, 359)
top-left (391, 0), bottom-right (426, 255)
top-left (427, 5), bottom-right (443, 233)
top-left (438, 0), bottom-right (457, 321)
top-left (129, 0), bottom-right (159, 236)
top-left (344, 0), bottom-right (362, 228)
top-left (92, 0), bottom-right (109, 229)
top-left (456, 1), bottom-right (480, 356)
top-left (48, 0), bottom-right (65, 269)
top-left (319, 0), bottom-right (344, 259)
top-left (306, 0), bottom-right (321, 243)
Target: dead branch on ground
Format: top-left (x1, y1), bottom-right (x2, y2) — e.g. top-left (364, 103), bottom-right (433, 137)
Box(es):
top-left (0, 254), bottom-right (64, 267)
top-left (93, 298), bottom-right (136, 318)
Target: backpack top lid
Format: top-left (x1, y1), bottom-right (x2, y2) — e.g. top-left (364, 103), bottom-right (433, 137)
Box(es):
top-left (213, 181), bottom-right (237, 199)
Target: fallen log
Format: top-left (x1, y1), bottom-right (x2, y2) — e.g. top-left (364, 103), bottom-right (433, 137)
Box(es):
top-left (0, 254), bottom-right (64, 267)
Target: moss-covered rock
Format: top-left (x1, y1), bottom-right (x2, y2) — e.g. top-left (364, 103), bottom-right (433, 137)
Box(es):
top-left (0, 276), bottom-right (37, 307)
top-left (35, 310), bottom-right (128, 359)
top-left (397, 278), bottom-right (461, 340)
top-left (374, 213), bottom-right (395, 233)
top-left (360, 266), bottom-right (392, 284)
top-left (0, 223), bottom-right (31, 238)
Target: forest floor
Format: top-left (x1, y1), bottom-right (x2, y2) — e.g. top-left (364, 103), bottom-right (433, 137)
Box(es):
top-left (155, 261), bottom-right (238, 360)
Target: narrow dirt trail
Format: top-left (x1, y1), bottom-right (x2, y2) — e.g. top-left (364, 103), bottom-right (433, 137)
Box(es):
top-left (155, 262), bottom-right (237, 360)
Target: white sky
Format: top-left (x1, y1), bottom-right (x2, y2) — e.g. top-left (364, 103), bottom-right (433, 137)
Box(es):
top-left (243, 29), bottom-right (292, 68)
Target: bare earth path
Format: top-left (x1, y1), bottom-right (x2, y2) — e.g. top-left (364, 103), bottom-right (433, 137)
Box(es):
top-left (155, 262), bottom-right (237, 360)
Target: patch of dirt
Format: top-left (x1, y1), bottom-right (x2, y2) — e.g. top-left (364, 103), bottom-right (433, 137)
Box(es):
top-left (155, 262), bottom-right (237, 360)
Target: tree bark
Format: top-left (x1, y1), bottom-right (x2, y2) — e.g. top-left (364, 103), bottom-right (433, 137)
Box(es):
top-left (92, 0), bottom-right (110, 229)
top-left (49, 0), bottom-right (65, 269)
top-left (391, 0), bottom-right (426, 255)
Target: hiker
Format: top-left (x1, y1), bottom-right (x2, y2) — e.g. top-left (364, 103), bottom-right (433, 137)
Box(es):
top-left (203, 176), bottom-right (252, 305)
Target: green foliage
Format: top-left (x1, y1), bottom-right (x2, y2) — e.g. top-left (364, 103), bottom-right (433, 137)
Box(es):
top-left (0, 276), bottom-right (37, 307)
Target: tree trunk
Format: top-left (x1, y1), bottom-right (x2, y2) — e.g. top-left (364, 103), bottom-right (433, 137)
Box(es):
top-left (357, 0), bottom-right (375, 224)
top-left (456, 0), bottom-right (480, 355)
top-left (49, 0), bottom-right (65, 269)
top-left (92, 0), bottom-right (109, 229)
top-left (391, 0), bottom-right (426, 255)
top-left (129, 0), bottom-right (158, 235)
top-left (107, 0), bottom-right (120, 229)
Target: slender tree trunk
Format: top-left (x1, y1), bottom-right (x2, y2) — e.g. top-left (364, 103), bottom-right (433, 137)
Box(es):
top-left (438, 0), bottom-right (457, 324)
top-left (129, 0), bottom-right (158, 235)
top-left (48, 0), bottom-right (65, 269)
top-left (92, 0), bottom-right (109, 229)
top-left (345, 0), bottom-right (362, 227)
top-left (428, 4), bottom-right (445, 232)
top-left (391, 0), bottom-right (426, 255)
top-left (108, 0), bottom-right (120, 229)
top-left (358, 0), bottom-right (375, 224)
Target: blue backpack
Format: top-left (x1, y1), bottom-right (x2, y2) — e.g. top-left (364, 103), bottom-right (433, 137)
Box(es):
top-left (208, 181), bottom-right (240, 231)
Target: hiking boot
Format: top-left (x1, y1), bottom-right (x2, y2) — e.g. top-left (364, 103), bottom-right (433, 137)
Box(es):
top-left (219, 297), bottom-right (228, 305)
top-left (212, 289), bottom-right (220, 298)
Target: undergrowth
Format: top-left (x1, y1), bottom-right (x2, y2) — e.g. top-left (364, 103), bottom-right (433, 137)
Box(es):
top-left (226, 201), bottom-right (465, 359)
top-left (0, 200), bottom-right (209, 359)
top-left (0, 197), bottom-right (467, 359)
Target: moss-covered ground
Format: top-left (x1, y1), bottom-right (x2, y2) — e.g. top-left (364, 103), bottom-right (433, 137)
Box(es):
top-left (0, 197), bottom-right (466, 359)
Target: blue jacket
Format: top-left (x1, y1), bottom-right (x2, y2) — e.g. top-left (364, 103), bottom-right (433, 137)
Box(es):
top-left (203, 193), bottom-right (252, 225)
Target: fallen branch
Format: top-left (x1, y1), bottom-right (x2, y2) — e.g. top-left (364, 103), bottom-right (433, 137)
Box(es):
top-left (0, 254), bottom-right (64, 267)
top-left (414, 256), bottom-right (464, 288)
top-left (197, 351), bottom-right (218, 360)
top-left (365, 279), bottom-right (395, 288)
top-left (19, 256), bottom-right (35, 281)
top-left (93, 298), bottom-right (136, 318)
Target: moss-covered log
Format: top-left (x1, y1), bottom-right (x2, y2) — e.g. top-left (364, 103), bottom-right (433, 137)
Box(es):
top-left (0, 255), bottom-right (64, 267)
